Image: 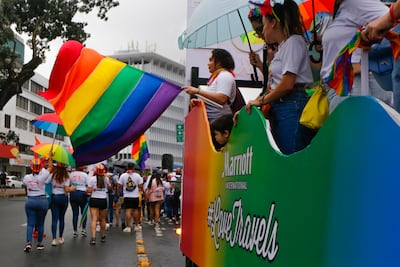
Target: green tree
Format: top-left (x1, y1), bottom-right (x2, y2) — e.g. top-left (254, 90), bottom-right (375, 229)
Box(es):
top-left (0, 0), bottom-right (119, 110)
top-left (0, 130), bottom-right (19, 145)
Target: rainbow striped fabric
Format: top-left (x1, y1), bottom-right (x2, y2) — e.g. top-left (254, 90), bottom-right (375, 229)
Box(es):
top-left (41, 40), bottom-right (181, 166)
top-left (324, 30), bottom-right (361, 96)
top-left (131, 134), bottom-right (150, 170)
top-left (324, 29), bottom-right (400, 96)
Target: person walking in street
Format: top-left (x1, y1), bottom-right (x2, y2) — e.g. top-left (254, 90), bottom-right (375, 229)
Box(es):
top-left (50, 162), bottom-right (76, 246)
top-left (165, 174), bottom-right (175, 225)
top-left (87, 164), bottom-right (110, 245)
top-left (69, 166), bottom-right (89, 238)
top-left (23, 158), bottom-right (53, 252)
top-left (0, 170), bottom-right (7, 194)
top-left (117, 162), bottom-right (143, 232)
top-left (145, 169), bottom-right (165, 236)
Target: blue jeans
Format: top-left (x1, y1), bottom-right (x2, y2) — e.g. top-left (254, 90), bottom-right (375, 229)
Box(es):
top-left (269, 90), bottom-right (316, 155)
top-left (51, 194), bottom-right (68, 239)
top-left (165, 194), bottom-right (174, 218)
top-left (107, 193), bottom-right (114, 223)
top-left (25, 196), bottom-right (48, 243)
top-left (69, 190), bottom-right (88, 231)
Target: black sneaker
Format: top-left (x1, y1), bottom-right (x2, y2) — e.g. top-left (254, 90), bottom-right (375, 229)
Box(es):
top-left (90, 238), bottom-right (96, 245)
top-left (24, 243), bottom-right (32, 253)
top-left (101, 236), bottom-right (106, 243)
top-left (36, 243), bottom-right (45, 250)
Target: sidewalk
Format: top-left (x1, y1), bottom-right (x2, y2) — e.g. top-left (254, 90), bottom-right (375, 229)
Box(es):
top-left (0, 188), bottom-right (25, 198)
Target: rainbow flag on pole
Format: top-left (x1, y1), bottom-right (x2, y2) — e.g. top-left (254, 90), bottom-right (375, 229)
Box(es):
top-left (41, 40), bottom-right (181, 166)
top-left (131, 134), bottom-right (150, 170)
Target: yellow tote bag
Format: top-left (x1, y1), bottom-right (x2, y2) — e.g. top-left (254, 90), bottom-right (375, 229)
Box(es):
top-left (300, 84), bottom-right (329, 130)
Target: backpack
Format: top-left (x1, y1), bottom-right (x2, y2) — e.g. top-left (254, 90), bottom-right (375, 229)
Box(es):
top-left (229, 87), bottom-right (246, 114)
top-left (125, 175), bottom-right (136, 192)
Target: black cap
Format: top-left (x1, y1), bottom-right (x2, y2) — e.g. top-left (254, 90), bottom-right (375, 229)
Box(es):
top-left (127, 162), bottom-right (140, 171)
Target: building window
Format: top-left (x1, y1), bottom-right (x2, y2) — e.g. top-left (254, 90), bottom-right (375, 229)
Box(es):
top-left (43, 107), bottom-right (52, 114)
top-left (31, 81), bottom-right (45, 94)
top-left (30, 101), bottom-right (42, 115)
top-left (15, 116), bottom-right (28, 130)
top-left (4, 114), bottom-right (11, 129)
top-left (16, 95), bottom-right (29, 110)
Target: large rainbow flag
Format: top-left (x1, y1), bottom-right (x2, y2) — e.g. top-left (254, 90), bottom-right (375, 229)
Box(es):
top-left (131, 134), bottom-right (150, 170)
top-left (41, 40), bottom-right (181, 166)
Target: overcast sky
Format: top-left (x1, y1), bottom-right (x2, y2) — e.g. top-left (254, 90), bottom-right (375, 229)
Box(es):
top-left (34, 0), bottom-right (188, 78)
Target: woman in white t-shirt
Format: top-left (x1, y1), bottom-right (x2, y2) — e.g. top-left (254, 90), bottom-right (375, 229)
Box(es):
top-left (87, 164), bottom-right (110, 245)
top-left (321, 0), bottom-right (388, 112)
top-left (50, 162), bottom-right (76, 246)
top-left (22, 158), bottom-right (53, 252)
top-left (182, 48), bottom-right (237, 150)
top-left (69, 166), bottom-right (89, 237)
top-left (244, 0), bottom-right (316, 154)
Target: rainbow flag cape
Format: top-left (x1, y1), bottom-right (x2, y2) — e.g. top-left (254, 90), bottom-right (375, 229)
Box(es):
top-left (42, 40), bottom-right (181, 166)
top-left (323, 30), bottom-right (361, 96)
top-left (324, 29), bottom-right (400, 96)
top-left (131, 134), bottom-right (150, 170)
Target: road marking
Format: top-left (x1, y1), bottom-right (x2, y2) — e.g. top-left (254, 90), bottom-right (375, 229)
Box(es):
top-left (135, 229), bottom-right (151, 267)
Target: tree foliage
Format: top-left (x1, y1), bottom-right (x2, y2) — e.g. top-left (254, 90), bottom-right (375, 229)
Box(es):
top-left (0, 130), bottom-right (20, 145)
top-left (0, 0), bottom-right (119, 110)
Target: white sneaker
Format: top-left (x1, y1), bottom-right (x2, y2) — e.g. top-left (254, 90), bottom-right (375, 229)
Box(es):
top-left (51, 239), bottom-right (58, 246)
top-left (81, 229), bottom-right (87, 237)
top-left (134, 225), bottom-right (142, 231)
top-left (123, 227), bottom-right (131, 233)
top-left (58, 237), bottom-right (64, 244)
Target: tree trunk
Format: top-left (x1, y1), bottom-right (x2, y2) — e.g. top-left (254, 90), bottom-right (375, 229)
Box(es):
top-left (0, 56), bottom-right (42, 111)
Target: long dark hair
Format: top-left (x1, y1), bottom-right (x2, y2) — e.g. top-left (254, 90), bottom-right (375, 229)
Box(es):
top-left (265, 0), bottom-right (304, 39)
top-left (149, 170), bottom-right (163, 188)
top-left (96, 175), bottom-right (105, 189)
top-left (53, 166), bottom-right (69, 184)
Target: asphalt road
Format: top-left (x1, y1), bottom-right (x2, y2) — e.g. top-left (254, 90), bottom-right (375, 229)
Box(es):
top-left (0, 192), bottom-right (185, 267)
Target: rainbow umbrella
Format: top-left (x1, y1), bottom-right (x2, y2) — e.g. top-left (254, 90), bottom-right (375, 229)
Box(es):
top-left (295, 0), bottom-right (335, 30)
top-left (32, 113), bottom-right (67, 136)
top-left (31, 143), bottom-right (76, 167)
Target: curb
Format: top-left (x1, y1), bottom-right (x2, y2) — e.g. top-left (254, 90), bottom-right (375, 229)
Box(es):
top-left (0, 189), bottom-right (26, 198)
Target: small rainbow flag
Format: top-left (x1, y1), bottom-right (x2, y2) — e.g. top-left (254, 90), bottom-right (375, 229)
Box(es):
top-left (131, 134), bottom-right (150, 170)
top-left (41, 40), bottom-right (181, 166)
top-left (324, 30), bottom-right (361, 96)
top-left (324, 28), bottom-right (400, 96)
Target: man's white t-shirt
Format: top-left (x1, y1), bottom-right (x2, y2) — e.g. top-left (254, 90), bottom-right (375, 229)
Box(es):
top-left (118, 172), bottom-right (143, 198)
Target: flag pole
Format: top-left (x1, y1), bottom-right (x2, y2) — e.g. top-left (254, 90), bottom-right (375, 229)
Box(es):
top-left (237, 9), bottom-right (259, 82)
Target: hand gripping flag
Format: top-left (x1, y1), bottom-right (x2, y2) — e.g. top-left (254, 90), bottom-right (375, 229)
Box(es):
top-left (41, 40), bottom-right (181, 166)
top-left (131, 134), bottom-right (150, 170)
